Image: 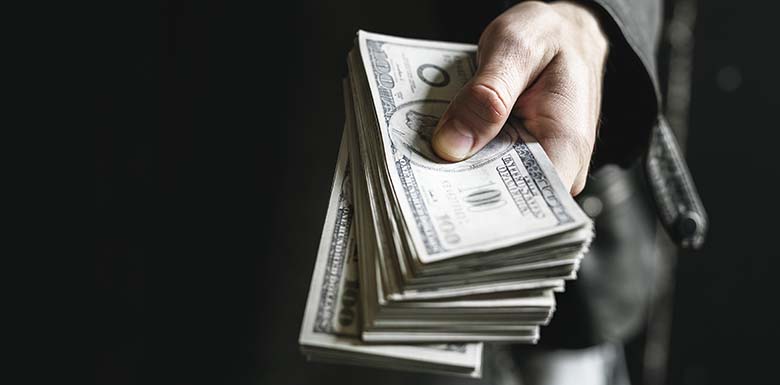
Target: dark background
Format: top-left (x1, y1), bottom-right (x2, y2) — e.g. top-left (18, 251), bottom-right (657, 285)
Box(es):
top-left (95, 1), bottom-right (779, 384)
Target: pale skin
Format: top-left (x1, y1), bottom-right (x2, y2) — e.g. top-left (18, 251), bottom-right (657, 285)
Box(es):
top-left (431, 1), bottom-right (609, 196)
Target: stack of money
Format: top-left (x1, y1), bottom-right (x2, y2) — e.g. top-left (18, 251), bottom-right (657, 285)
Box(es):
top-left (298, 138), bottom-right (483, 377)
top-left (300, 31), bottom-right (593, 377)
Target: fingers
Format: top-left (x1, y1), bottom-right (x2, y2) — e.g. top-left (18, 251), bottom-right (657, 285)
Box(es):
top-left (572, 168), bottom-right (588, 196)
top-left (519, 53), bottom-right (598, 196)
top-left (431, 0), bottom-right (606, 197)
top-left (530, 123), bottom-right (592, 196)
top-left (432, 19), bottom-right (557, 161)
top-left (431, 81), bottom-right (514, 161)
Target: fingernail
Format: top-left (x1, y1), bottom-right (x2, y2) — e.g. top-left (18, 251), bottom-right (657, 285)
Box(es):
top-left (433, 119), bottom-right (474, 161)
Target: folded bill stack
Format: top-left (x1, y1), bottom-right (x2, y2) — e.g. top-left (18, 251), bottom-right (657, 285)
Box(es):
top-left (299, 31), bottom-right (593, 378)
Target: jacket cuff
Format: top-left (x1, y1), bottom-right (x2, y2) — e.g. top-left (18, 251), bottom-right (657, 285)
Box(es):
top-left (583, 0), bottom-right (661, 168)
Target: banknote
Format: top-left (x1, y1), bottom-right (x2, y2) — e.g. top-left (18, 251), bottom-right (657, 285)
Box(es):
top-left (344, 73), bottom-right (558, 342)
top-left (341, 31), bottom-right (594, 343)
top-left (352, 30), bottom-right (591, 265)
top-left (302, 30), bottom-right (593, 360)
top-left (298, 133), bottom-right (483, 377)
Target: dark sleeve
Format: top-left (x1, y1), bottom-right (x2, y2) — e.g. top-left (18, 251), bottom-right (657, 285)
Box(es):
top-left (581, 0), bottom-right (663, 168)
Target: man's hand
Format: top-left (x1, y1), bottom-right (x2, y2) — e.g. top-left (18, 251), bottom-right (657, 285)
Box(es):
top-left (431, 1), bottom-right (608, 195)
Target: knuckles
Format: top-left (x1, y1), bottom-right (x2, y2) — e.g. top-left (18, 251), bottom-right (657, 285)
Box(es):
top-left (463, 81), bottom-right (511, 125)
top-left (483, 0), bottom-right (606, 70)
top-left (482, 17), bottom-right (544, 63)
top-left (475, 0), bottom-right (605, 195)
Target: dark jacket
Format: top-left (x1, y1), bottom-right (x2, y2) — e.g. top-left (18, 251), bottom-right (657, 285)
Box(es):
top-left (496, 0), bottom-right (707, 348)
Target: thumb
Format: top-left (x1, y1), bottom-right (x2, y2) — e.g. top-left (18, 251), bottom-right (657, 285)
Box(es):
top-left (432, 34), bottom-right (555, 161)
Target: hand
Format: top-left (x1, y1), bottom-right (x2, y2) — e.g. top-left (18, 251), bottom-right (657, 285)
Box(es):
top-left (431, 1), bottom-right (608, 195)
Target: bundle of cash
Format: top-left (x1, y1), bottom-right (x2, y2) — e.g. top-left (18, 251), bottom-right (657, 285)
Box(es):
top-left (298, 136), bottom-right (483, 377)
top-left (300, 31), bottom-right (593, 377)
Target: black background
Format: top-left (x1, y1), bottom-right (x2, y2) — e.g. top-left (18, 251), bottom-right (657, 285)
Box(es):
top-left (95, 1), bottom-right (779, 384)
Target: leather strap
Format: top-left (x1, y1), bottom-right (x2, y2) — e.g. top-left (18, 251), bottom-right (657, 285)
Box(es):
top-left (645, 116), bottom-right (707, 249)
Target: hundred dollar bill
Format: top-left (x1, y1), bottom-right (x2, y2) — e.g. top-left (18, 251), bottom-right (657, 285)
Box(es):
top-left (298, 133), bottom-right (483, 377)
top-left (352, 30), bottom-right (591, 265)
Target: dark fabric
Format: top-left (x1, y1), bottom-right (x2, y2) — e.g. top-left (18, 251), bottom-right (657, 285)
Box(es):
top-left (493, 0), bottom-right (665, 348)
top-left (558, 0), bottom-right (664, 347)
top-left (587, 0), bottom-right (661, 168)
top-left (541, 165), bottom-right (658, 348)
top-left (589, 0), bottom-right (662, 94)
